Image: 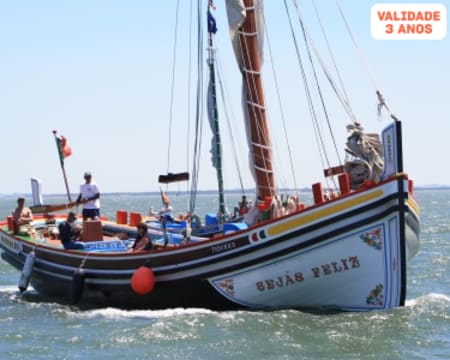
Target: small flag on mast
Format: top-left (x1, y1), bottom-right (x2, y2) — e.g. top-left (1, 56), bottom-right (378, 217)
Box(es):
top-left (59, 136), bottom-right (72, 158)
top-left (53, 130), bottom-right (72, 166)
top-left (208, 0), bottom-right (217, 34)
top-left (208, 10), bottom-right (217, 34)
top-left (52, 130), bottom-right (73, 201)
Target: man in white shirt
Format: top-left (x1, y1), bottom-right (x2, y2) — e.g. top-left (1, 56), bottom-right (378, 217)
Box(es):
top-left (76, 171), bottom-right (101, 220)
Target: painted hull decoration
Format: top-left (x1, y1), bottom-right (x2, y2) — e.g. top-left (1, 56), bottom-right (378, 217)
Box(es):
top-left (0, 1), bottom-right (420, 312)
top-left (211, 223), bottom-right (392, 310)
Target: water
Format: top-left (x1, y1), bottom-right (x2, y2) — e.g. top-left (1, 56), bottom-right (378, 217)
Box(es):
top-left (0, 191), bottom-right (449, 359)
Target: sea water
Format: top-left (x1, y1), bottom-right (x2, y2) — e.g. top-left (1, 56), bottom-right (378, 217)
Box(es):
top-left (0, 190), bottom-right (448, 359)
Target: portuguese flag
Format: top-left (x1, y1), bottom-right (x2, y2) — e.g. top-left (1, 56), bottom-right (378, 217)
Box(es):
top-left (53, 131), bottom-right (72, 166)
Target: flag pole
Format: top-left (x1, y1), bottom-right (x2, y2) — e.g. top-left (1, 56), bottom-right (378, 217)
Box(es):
top-left (53, 130), bottom-right (72, 202)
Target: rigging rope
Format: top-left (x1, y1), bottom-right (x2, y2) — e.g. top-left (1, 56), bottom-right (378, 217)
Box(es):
top-left (335, 0), bottom-right (379, 93)
top-left (166, 0), bottom-right (181, 179)
top-left (335, 0), bottom-right (395, 119)
top-left (186, 0), bottom-right (194, 200)
top-left (263, 14), bottom-right (299, 195)
top-left (189, 0), bottom-right (205, 214)
top-left (283, 0), bottom-right (330, 187)
top-left (284, 1), bottom-right (359, 125)
top-left (215, 53), bottom-right (246, 195)
top-left (311, 0), bottom-right (352, 115)
top-left (292, 0), bottom-right (342, 169)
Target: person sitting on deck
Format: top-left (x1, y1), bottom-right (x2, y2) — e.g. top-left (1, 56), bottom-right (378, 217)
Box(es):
top-left (12, 197), bottom-right (34, 235)
top-left (58, 212), bottom-right (84, 250)
top-left (130, 223), bottom-right (153, 252)
top-left (238, 195), bottom-right (250, 216)
top-left (159, 193), bottom-right (174, 222)
top-left (284, 196), bottom-right (298, 215)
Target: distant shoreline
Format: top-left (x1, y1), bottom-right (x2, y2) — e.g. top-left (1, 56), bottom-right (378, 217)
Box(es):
top-left (1, 186), bottom-right (449, 198)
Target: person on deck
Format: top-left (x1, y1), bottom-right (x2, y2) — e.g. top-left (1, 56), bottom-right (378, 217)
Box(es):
top-left (159, 193), bottom-right (174, 222)
top-left (12, 197), bottom-right (33, 234)
top-left (131, 223), bottom-right (153, 252)
top-left (58, 212), bottom-right (84, 250)
top-left (76, 171), bottom-right (101, 221)
top-left (238, 195), bottom-right (250, 216)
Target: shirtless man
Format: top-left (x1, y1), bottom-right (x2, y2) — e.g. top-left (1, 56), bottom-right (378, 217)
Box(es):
top-left (12, 197), bottom-right (33, 234)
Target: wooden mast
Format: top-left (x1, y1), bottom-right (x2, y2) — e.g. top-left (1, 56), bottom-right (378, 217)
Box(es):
top-left (238, 0), bottom-right (275, 199)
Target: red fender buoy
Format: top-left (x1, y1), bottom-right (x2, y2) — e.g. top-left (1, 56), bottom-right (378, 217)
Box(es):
top-left (131, 266), bottom-right (155, 295)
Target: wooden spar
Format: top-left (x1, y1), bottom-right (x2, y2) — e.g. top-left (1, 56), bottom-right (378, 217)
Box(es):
top-left (158, 172), bottom-right (189, 184)
top-left (239, 0), bottom-right (275, 199)
top-left (30, 201), bottom-right (77, 214)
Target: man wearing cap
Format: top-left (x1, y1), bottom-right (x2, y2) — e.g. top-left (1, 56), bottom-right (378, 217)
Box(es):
top-left (76, 171), bottom-right (101, 221)
top-left (12, 197), bottom-right (33, 234)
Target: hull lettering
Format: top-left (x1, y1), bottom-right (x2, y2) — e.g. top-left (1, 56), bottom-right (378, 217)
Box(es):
top-left (256, 272), bottom-right (304, 292)
top-left (0, 233), bottom-right (23, 254)
top-left (211, 241), bottom-right (237, 254)
top-left (312, 256), bottom-right (360, 278)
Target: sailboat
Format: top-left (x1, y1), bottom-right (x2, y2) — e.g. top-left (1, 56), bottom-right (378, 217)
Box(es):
top-left (0, 1), bottom-right (420, 311)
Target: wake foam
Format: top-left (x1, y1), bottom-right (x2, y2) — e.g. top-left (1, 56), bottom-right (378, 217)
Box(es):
top-left (405, 292), bottom-right (450, 307)
top-left (69, 307), bottom-right (216, 320)
top-left (0, 285), bottom-right (18, 293)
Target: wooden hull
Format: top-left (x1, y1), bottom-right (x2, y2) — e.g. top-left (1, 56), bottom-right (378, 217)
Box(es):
top-left (0, 176), bottom-right (419, 311)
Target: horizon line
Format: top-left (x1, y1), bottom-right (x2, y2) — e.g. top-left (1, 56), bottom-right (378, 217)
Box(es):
top-left (1, 185), bottom-right (449, 197)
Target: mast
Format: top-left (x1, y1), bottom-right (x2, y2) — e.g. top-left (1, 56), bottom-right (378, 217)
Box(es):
top-left (207, 6), bottom-right (226, 219)
top-left (234, 0), bottom-right (275, 199)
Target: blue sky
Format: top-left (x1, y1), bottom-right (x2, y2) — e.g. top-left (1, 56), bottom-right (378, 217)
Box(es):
top-left (0, 0), bottom-right (449, 195)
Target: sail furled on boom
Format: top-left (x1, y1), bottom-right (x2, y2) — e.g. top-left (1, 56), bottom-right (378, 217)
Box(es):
top-left (207, 8), bottom-right (219, 170)
top-left (207, 5), bottom-right (226, 218)
top-left (225, 0), bottom-right (275, 199)
top-left (207, 78), bottom-right (219, 169)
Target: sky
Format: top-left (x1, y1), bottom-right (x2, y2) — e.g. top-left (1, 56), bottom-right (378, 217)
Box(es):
top-left (0, 0), bottom-right (449, 196)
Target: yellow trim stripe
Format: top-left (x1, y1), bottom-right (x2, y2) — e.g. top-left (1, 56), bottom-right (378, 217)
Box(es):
top-left (407, 198), bottom-right (420, 217)
top-left (267, 189), bottom-right (384, 237)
